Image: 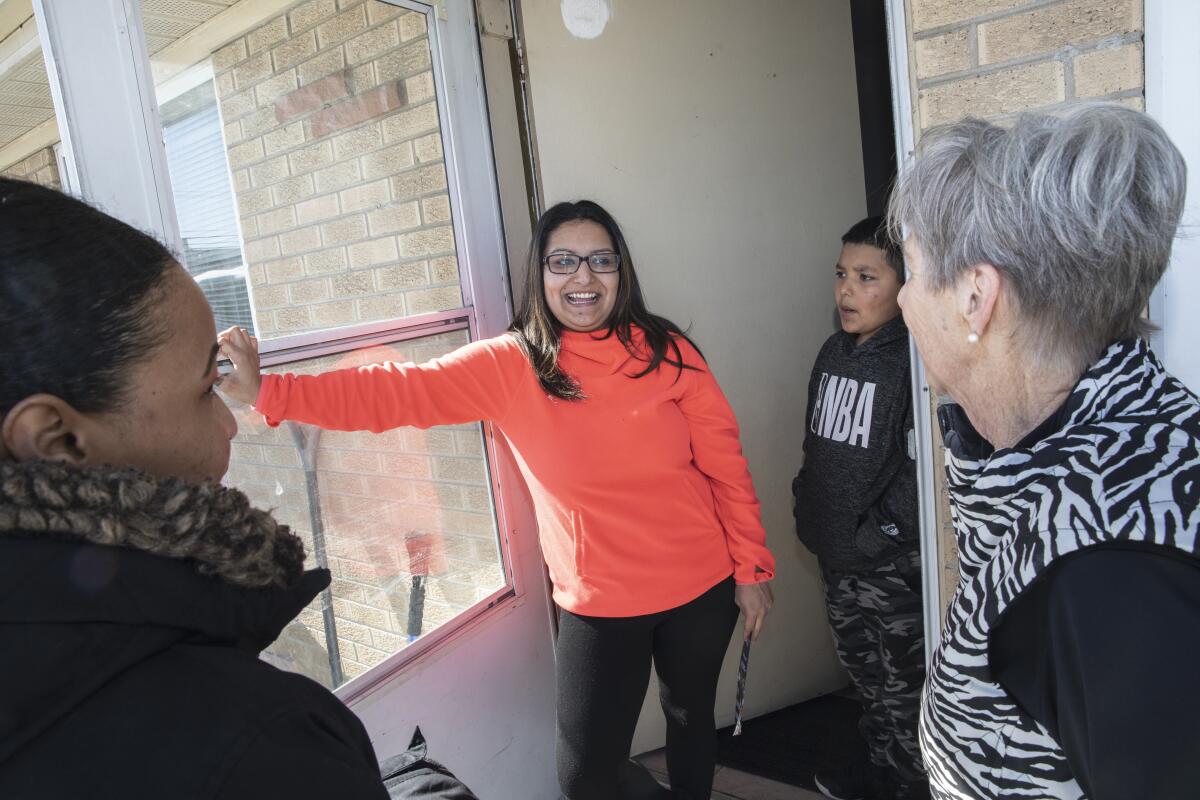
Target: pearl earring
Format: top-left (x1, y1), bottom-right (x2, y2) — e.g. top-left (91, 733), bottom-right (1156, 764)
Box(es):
top-left (967, 332), bottom-right (980, 344)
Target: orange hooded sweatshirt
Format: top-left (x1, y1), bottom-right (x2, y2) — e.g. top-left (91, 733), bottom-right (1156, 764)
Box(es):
top-left (255, 328), bottom-right (775, 617)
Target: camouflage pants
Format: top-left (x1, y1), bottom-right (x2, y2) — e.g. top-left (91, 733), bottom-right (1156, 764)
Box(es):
top-left (821, 549), bottom-right (927, 785)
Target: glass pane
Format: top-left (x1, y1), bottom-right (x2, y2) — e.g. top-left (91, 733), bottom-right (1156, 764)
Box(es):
top-left (161, 80), bottom-right (257, 332)
top-left (0, 47), bottom-right (59, 190)
top-left (145, 1), bottom-right (255, 330)
top-left (158, 0), bottom-right (465, 341)
top-left (222, 329), bottom-right (507, 688)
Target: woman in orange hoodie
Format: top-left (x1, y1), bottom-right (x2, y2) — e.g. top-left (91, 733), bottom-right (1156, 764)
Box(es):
top-left (220, 200), bottom-right (775, 800)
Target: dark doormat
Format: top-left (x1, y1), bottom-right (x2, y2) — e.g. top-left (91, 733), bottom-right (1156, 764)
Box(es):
top-left (714, 693), bottom-right (866, 790)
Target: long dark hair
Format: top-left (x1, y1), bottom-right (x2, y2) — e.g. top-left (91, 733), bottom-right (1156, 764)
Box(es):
top-left (0, 177), bottom-right (174, 417)
top-left (509, 200), bottom-right (699, 400)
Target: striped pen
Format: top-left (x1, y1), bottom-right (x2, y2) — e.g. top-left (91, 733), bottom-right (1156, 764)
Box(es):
top-left (732, 637), bottom-right (752, 736)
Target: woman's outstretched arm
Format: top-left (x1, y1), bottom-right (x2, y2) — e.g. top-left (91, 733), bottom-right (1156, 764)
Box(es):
top-left (218, 326), bottom-right (524, 432)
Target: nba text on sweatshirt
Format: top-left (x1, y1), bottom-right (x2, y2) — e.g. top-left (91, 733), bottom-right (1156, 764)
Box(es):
top-left (792, 316), bottom-right (918, 573)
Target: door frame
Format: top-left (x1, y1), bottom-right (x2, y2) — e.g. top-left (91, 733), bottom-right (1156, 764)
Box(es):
top-left (884, 0), bottom-right (944, 662)
top-left (1145, 0), bottom-right (1200, 393)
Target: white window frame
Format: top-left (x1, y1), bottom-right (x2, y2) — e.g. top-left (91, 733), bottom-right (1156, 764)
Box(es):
top-left (34, 0), bottom-right (184, 251)
top-left (884, 0), bottom-right (944, 664)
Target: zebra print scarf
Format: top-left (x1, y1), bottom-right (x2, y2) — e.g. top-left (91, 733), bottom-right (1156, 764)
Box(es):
top-left (921, 337), bottom-right (1200, 799)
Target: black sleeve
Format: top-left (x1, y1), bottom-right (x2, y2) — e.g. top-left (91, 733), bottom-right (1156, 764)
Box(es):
top-left (989, 545), bottom-right (1200, 800)
top-left (216, 706), bottom-right (389, 800)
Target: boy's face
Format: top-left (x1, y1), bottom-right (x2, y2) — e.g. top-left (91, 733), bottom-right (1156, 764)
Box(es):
top-left (835, 242), bottom-right (902, 345)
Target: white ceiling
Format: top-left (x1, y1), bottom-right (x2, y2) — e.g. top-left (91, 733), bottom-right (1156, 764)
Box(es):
top-left (0, 0), bottom-right (238, 153)
top-left (0, 49), bottom-right (49, 155)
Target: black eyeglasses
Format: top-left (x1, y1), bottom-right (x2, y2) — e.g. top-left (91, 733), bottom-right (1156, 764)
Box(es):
top-left (541, 251), bottom-right (622, 274)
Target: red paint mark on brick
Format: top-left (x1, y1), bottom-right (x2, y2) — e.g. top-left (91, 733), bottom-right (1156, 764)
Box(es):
top-left (307, 82), bottom-right (408, 139)
top-left (275, 70), bottom-right (353, 123)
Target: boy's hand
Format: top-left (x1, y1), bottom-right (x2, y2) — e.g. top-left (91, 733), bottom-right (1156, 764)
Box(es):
top-left (216, 326), bottom-right (262, 408)
top-left (735, 581), bottom-right (773, 642)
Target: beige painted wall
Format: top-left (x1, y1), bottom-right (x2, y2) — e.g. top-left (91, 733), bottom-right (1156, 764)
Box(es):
top-left (520, 0), bottom-right (867, 752)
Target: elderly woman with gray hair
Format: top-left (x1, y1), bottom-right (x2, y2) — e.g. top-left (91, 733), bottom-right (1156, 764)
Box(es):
top-left (889, 103), bottom-right (1200, 800)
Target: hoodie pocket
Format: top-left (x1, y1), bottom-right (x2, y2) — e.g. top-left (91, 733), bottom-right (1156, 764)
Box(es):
top-left (569, 510), bottom-right (587, 578)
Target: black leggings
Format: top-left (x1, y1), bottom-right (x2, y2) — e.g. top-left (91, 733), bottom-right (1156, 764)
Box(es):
top-left (555, 577), bottom-right (738, 800)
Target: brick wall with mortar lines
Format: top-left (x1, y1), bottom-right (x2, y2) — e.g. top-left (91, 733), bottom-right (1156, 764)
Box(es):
top-left (904, 0), bottom-right (1145, 610)
top-left (2, 146), bottom-right (60, 190)
top-left (910, 0), bottom-right (1143, 131)
top-left (211, 0), bottom-right (462, 339)
top-left (228, 330), bottom-right (506, 684)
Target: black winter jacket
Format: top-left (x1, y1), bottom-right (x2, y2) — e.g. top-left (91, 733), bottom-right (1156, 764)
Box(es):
top-left (792, 316), bottom-right (919, 572)
top-left (0, 460), bottom-right (389, 800)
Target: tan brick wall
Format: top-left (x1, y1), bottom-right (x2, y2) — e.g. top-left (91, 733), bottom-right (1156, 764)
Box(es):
top-left (2, 146), bottom-right (61, 190)
top-left (212, 0), bottom-right (462, 339)
top-left (904, 0), bottom-right (1145, 611)
top-left (911, 0), bottom-right (1143, 130)
top-left (233, 330), bottom-right (505, 685)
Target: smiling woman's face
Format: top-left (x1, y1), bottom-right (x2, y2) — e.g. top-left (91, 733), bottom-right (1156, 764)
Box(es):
top-left (542, 220), bottom-right (620, 332)
top-left (88, 266), bottom-right (238, 483)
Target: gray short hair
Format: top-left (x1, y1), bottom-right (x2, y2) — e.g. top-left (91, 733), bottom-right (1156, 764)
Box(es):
top-left (888, 103), bottom-right (1187, 372)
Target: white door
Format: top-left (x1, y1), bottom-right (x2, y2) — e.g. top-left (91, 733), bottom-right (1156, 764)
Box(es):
top-left (30, 0), bottom-right (558, 795)
top-left (1146, 0), bottom-right (1200, 394)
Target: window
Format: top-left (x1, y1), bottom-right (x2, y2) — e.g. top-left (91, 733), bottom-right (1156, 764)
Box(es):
top-left (228, 329), bottom-right (507, 687)
top-left (161, 80), bottom-right (257, 333)
top-left (206, 0), bottom-right (463, 342)
top-left (140, 0), bottom-right (514, 690)
top-left (2, 0), bottom-right (525, 696)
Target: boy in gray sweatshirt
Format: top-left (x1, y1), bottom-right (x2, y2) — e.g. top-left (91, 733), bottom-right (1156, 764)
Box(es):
top-left (793, 217), bottom-right (927, 800)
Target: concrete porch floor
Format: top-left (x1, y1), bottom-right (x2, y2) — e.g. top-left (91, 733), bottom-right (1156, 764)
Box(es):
top-left (635, 749), bottom-right (825, 800)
